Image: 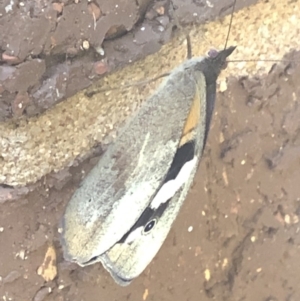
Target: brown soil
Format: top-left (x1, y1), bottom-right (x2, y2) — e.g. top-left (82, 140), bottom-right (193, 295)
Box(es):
top-left (1, 0), bottom-right (300, 301)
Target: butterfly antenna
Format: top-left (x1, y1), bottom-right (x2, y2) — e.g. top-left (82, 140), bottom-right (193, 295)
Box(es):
top-left (224, 0), bottom-right (237, 50)
top-left (170, 0), bottom-right (192, 59)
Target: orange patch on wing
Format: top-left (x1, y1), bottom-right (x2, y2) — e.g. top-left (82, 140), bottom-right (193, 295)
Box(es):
top-left (179, 88), bottom-right (201, 146)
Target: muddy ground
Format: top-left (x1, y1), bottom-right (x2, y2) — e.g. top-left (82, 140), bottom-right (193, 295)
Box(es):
top-left (1, 0), bottom-right (300, 301)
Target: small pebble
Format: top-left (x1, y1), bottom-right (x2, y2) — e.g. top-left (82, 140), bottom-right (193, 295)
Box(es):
top-left (204, 269), bottom-right (211, 281)
top-left (2, 53), bottom-right (21, 64)
top-left (82, 40), bottom-right (90, 50)
top-left (155, 6), bottom-right (165, 15)
top-left (19, 250), bottom-right (26, 260)
top-left (222, 169), bottom-right (229, 186)
top-left (219, 81), bottom-right (227, 92)
top-left (188, 226), bottom-right (193, 232)
top-left (157, 25), bottom-right (164, 32)
top-left (33, 287), bottom-right (52, 301)
top-left (142, 288), bottom-right (149, 300)
top-left (222, 258), bottom-right (228, 269)
top-left (206, 0), bottom-right (214, 7)
top-left (94, 61), bottom-right (108, 75)
top-left (284, 214), bottom-right (291, 224)
top-left (37, 244), bottom-right (57, 282)
top-left (95, 46), bottom-right (105, 56)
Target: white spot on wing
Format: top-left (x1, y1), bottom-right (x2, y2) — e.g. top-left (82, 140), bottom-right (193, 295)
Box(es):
top-left (150, 156), bottom-right (198, 209)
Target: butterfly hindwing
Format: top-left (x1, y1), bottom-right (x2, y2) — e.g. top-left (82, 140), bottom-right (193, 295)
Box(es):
top-left (98, 69), bottom-right (207, 285)
top-left (62, 62), bottom-right (203, 265)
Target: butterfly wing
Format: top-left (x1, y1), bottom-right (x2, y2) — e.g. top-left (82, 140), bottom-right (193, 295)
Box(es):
top-left (98, 69), bottom-right (207, 285)
top-left (61, 63), bottom-right (202, 265)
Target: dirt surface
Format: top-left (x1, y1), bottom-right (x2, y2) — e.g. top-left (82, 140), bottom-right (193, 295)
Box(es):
top-left (1, 0), bottom-right (300, 301)
top-left (0, 0), bottom-right (253, 120)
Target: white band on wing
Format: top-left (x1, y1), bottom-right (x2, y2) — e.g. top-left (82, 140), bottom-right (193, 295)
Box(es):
top-left (150, 156), bottom-right (198, 209)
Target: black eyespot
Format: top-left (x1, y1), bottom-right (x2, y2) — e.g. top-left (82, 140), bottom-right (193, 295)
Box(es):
top-left (144, 219), bottom-right (156, 233)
